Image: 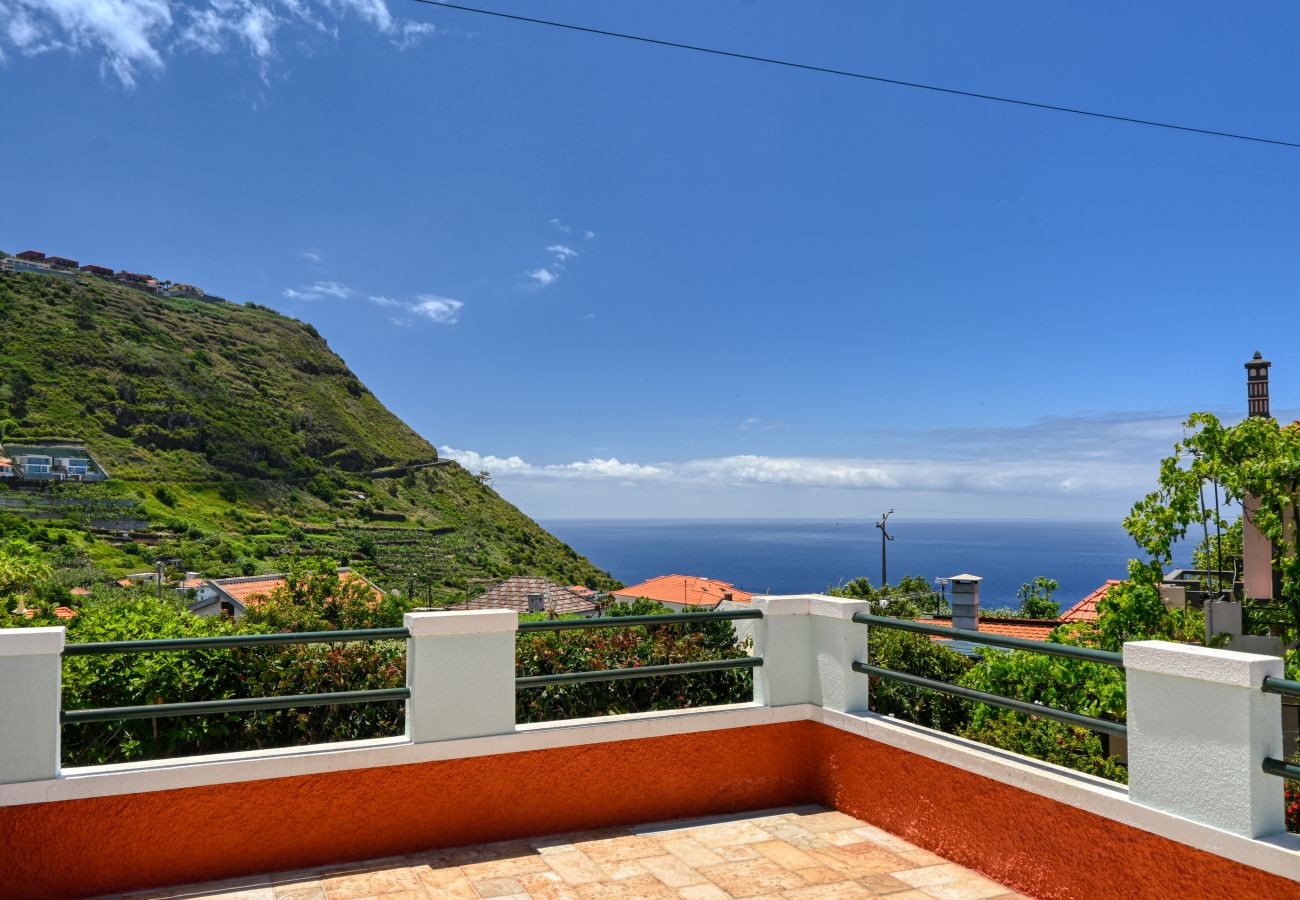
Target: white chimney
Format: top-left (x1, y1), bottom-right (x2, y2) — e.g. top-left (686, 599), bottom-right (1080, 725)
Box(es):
top-left (526, 593), bottom-right (545, 614)
top-left (950, 574), bottom-right (981, 632)
top-left (1243, 352), bottom-right (1274, 600)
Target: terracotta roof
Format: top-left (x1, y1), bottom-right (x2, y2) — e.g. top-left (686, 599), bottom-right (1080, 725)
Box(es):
top-left (1060, 581), bottom-right (1120, 624)
top-left (568, 585), bottom-right (597, 599)
top-left (22, 606), bottom-right (76, 620)
top-left (455, 576), bottom-right (597, 616)
top-left (208, 570), bottom-right (383, 609)
top-left (178, 577), bottom-right (205, 589)
top-left (614, 574), bottom-right (754, 608)
top-left (926, 617), bottom-right (1061, 641)
top-left (69, 587), bottom-right (91, 597)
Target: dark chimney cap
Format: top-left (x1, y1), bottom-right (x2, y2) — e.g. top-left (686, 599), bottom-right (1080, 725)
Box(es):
top-left (1253, 351), bottom-right (1263, 360)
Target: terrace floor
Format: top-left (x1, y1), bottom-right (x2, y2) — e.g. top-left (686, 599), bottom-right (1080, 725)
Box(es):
top-left (107, 806), bottom-right (1028, 900)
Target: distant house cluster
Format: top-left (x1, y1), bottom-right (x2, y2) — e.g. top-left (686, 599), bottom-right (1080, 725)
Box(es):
top-left (0, 441), bottom-right (108, 482)
top-left (1, 249), bottom-right (212, 300)
top-left (188, 568), bottom-right (385, 619)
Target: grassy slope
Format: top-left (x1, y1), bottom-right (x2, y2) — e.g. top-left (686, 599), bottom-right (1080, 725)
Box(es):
top-left (0, 271), bottom-right (618, 597)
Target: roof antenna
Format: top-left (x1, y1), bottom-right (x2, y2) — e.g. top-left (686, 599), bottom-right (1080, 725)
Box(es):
top-left (876, 510), bottom-right (895, 588)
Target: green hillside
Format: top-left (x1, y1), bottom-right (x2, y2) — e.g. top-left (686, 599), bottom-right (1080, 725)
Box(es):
top-left (0, 269), bottom-right (618, 597)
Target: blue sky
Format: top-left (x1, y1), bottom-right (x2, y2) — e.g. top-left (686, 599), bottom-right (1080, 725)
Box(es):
top-left (2, 1), bottom-right (1298, 520)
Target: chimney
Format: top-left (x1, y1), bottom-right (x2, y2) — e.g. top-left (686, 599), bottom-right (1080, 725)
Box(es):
top-left (1242, 352), bottom-right (1274, 599)
top-left (950, 574), bottom-right (981, 632)
top-left (1246, 351), bottom-right (1271, 418)
top-left (526, 593), bottom-right (545, 614)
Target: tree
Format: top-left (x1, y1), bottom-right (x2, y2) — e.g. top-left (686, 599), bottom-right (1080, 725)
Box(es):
top-left (1016, 577), bottom-right (1060, 619)
top-left (1126, 412), bottom-right (1300, 640)
top-left (827, 574), bottom-right (945, 618)
top-left (0, 538), bottom-right (54, 615)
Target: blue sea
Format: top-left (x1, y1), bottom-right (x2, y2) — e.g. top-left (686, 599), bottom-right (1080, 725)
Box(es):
top-left (541, 519), bottom-right (1195, 613)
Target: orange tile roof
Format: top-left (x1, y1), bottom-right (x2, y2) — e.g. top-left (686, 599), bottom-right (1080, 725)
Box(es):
top-left (22, 606), bottom-right (76, 620)
top-left (926, 617), bottom-right (1061, 641)
top-left (209, 570), bottom-right (383, 609)
top-left (615, 574), bottom-right (754, 608)
top-left (1060, 581), bottom-right (1120, 624)
top-left (455, 576), bottom-right (597, 615)
top-left (69, 587), bottom-right (91, 597)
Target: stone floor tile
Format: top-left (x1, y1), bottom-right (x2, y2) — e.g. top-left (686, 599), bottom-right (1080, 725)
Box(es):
top-left (272, 884), bottom-right (327, 900)
top-left (755, 821), bottom-right (821, 848)
top-left (321, 864), bottom-right (422, 899)
top-left (818, 830), bottom-right (870, 848)
top-left (471, 876), bottom-right (525, 898)
top-left (677, 885), bottom-right (732, 900)
top-left (892, 865), bottom-right (971, 889)
top-left (780, 882), bottom-right (876, 899)
top-left (637, 854), bottom-right (710, 888)
top-left (849, 827), bottom-right (919, 854)
top-left (702, 859), bottom-right (809, 897)
top-left (896, 850), bottom-right (947, 868)
top-left (596, 859), bottom-right (649, 881)
top-left (412, 866), bottom-right (478, 899)
top-left (544, 851), bottom-right (608, 885)
top-left (657, 837), bottom-right (727, 868)
top-left (809, 847), bottom-right (907, 880)
top-left (685, 820), bottom-right (776, 848)
top-left (856, 873), bottom-right (915, 895)
top-left (913, 878), bottom-right (1009, 900)
top-left (516, 870), bottom-right (583, 900)
top-left (577, 835), bottom-right (666, 863)
top-left (753, 839), bottom-right (821, 871)
top-left (792, 868), bottom-right (844, 886)
top-left (711, 843), bottom-right (763, 862)
top-left (459, 854), bottom-right (551, 881)
top-left (787, 812), bottom-right (867, 835)
top-left (574, 874), bottom-right (679, 900)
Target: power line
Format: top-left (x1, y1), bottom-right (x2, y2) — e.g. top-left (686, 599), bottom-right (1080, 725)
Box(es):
top-left (409, 0), bottom-right (1300, 151)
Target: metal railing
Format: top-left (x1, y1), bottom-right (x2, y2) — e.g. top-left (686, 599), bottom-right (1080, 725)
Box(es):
top-left (516, 608), bottom-right (763, 689)
top-left (850, 612), bottom-right (1127, 738)
top-left (1262, 676), bottom-right (1300, 779)
top-left (61, 627), bottom-right (410, 723)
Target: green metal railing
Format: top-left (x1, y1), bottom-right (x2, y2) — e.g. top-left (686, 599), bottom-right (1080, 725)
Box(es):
top-left (1261, 676), bottom-right (1300, 779)
top-left (61, 627), bottom-right (410, 723)
top-left (851, 613), bottom-right (1124, 667)
top-left (850, 612), bottom-right (1127, 737)
top-left (516, 608), bottom-right (763, 689)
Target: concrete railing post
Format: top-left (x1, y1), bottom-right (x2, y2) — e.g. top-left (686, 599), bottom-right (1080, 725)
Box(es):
top-left (753, 595), bottom-right (870, 713)
top-left (1125, 640), bottom-right (1285, 838)
top-left (0, 626), bottom-right (64, 784)
top-left (405, 610), bottom-right (518, 742)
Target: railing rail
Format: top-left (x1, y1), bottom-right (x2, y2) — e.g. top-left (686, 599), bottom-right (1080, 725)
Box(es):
top-left (62, 688), bottom-right (411, 724)
top-left (851, 661), bottom-right (1127, 736)
top-left (64, 627), bottom-right (411, 656)
top-left (518, 609), bottom-right (762, 632)
top-left (1261, 675), bottom-right (1300, 699)
top-left (851, 612), bottom-right (1126, 737)
top-left (851, 612), bottom-right (1124, 667)
top-left (518, 656), bottom-right (763, 689)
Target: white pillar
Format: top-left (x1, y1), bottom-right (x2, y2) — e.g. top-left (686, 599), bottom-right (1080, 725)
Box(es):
top-left (809, 596), bottom-right (871, 714)
top-left (405, 610), bottom-right (517, 742)
top-left (0, 626), bottom-right (64, 784)
top-left (1125, 640), bottom-right (1285, 837)
top-left (753, 595), bottom-right (870, 713)
top-left (753, 596), bottom-right (812, 707)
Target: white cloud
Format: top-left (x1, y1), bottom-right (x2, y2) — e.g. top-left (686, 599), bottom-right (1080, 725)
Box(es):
top-left (0, 0), bottom-right (436, 88)
top-left (547, 218), bottom-right (571, 234)
top-left (527, 267), bottom-right (558, 288)
top-left (367, 294), bottom-right (403, 307)
top-left (409, 295), bottom-right (463, 324)
top-left (547, 244), bottom-right (579, 261)
top-left (301, 248), bottom-right (322, 262)
top-left (282, 279), bottom-right (353, 300)
top-left (584, 230), bottom-right (596, 239)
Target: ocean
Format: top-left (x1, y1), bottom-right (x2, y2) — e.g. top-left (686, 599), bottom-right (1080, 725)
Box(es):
top-left (541, 518), bottom-right (1196, 613)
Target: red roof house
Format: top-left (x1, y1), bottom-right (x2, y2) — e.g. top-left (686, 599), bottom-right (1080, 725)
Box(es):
top-left (925, 616), bottom-right (1062, 642)
top-left (1060, 581), bottom-right (1119, 624)
top-left (454, 576), bottom-right (598, 617)
top-left (16, 250), bottom-right (45, 261)
top-left (80, 264), bottom-right (113, 276)
top-left (612, 574), bottom-right (754, 610)
top-left (46, 256), bottom-right (79, 269)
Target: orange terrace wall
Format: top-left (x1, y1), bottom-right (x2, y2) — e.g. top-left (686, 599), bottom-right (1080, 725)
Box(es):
top-left (0, 721), bottom-right (1295, 899)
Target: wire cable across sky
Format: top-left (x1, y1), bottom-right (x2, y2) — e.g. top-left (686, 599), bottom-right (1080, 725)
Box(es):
top-left (410, 0), bottom-right (1300, 151)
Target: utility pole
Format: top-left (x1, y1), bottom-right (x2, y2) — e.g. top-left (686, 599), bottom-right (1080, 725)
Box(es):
top-left (876, 509), bottom-right (895, 587)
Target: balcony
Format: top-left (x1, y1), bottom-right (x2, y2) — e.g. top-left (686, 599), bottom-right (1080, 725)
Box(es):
top-left (1, 597), bottom-right (1298, 899)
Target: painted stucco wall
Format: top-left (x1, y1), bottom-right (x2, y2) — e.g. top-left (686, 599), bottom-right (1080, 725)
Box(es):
top-left (3, 721), bottom-right (1296, 899)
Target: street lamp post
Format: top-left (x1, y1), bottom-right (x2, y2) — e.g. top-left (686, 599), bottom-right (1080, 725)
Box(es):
top-left (876, 510), bottom-right (895, 588)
